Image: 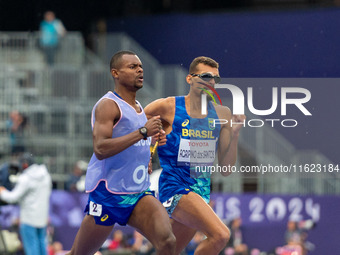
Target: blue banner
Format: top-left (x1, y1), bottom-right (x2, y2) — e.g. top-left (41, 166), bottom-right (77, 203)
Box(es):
top-left (1, 191), bottom-right (339, 253)
top-left (211, 193), bottom-right (340, 254)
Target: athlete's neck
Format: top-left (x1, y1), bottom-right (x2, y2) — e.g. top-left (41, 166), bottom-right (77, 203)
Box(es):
top-left (114, 88), bottom-right (137, 107)
top-left (185, 94), bottom-right (205, 118)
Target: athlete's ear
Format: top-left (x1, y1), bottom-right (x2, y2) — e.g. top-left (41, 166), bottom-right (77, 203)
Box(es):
top-left (111, 68), bottom-right (119, 79)
top-left (186, 74), bottom-right (193, 85)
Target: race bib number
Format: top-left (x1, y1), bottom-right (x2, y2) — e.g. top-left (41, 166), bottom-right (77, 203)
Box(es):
top-left (89, 201), bottom-right (102, 217)
top-left (177, 138), bottom-right (216, 167)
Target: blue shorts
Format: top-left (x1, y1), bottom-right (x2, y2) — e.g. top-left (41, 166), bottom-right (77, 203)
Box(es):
top-left (85, 181), bottom-right (154, 226)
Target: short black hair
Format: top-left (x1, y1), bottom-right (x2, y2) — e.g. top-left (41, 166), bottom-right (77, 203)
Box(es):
top-left (189, 56), bottom-right (219, 74)
top-left (110, 50), bottom-right (136, 70)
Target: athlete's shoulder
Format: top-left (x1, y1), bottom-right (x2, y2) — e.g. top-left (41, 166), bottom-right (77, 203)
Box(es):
top-left (96, 97), bottom-right (119, 111)
top-left (162, 96), bottom-right (176, 107)
top-left (150, 96), bottom-right (176, 105)
top-left (95, 97), bottom-right (120, 120)
top-left (145, 97), bottom-right (175, 114)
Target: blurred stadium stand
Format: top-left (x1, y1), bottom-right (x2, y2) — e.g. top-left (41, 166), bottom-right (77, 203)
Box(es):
top-left (0, 31), bottom-right (338, 194)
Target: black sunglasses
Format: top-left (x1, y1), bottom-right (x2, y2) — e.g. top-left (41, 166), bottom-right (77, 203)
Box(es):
top-left (190, 73), bottom-right (221, 84)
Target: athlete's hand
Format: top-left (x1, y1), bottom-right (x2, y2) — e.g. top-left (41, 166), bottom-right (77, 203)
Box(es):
top-left (145, 115), bottom-right (162, 137)
top-left (148, 156), bottom-right (152, 174)
top-left (232, 114), bottom-right (246, 135)
top-left (158, 129), bottom-right (167, 146)
top-left (151, 129), bottom-right (167, 146)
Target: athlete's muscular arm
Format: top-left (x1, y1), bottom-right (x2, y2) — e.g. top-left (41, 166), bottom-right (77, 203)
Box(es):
top-left (145, 98), bottom-right (175, 146)
top-left (93, 99), bottom-right (161, 160)
top-left (216, 105), bottom-right (246, 176)
top-left (144, 97), bottom-right (175, 133)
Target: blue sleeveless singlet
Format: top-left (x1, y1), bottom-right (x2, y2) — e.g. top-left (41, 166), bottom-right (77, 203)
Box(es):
top-left (158, 96), bottom-right (221, 203)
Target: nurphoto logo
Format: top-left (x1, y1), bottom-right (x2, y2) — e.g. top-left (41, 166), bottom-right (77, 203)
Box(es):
top-left (200, 83), bottom-right (312, 128)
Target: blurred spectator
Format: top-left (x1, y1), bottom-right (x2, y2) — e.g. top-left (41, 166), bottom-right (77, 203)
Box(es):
top-left (285, 221), bottom-right (304, 246)
top-left (224, 217), bottom-right (248, 255)
top-left (0, 161), bottom-right (19, 190)
top-left (108, 230), bottom-right (127, 250)
top-left (276, 245), bottom-right (303, 255)
top-left (40, 11), bottom-right (66, 65)
top-left (0, 153), bottom-right (52, 255)
top-left (6, 111), bottom-right (27, 156)
top-left (277, 220), bottom-right (316, 255)
top-left (131, 230), bottom-right (155, 255)
top-left (48, 243), bottom-right (102, 255)
top-left (65, 160), bottom-right (87, 192)
top-left (100, 229), bottom-right (132, 253)
top-left (48, 241), bottom-right (65, 255)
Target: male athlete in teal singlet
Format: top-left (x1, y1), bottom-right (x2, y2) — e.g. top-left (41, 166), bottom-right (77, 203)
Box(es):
top-left (145, 56), bottom-right (245, 255)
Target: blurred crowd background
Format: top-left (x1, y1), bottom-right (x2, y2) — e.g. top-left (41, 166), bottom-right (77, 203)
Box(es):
top-left (0, 0), bottom-right (339, 254)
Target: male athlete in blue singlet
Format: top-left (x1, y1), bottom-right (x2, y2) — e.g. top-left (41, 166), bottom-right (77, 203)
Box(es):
top-left (67, 51), bottom-right (175, 255)
top-left (145, 56), bottom-right (245, 255)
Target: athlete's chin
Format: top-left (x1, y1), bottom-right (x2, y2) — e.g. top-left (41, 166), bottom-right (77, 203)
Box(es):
top-left (134, 83), bottom-right (143, 90)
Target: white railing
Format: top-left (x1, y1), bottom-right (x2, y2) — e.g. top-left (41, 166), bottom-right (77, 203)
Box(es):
top-left (0, 31), bottom-right (85, 68)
